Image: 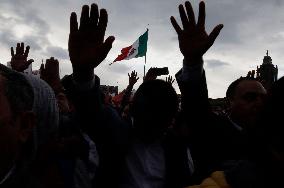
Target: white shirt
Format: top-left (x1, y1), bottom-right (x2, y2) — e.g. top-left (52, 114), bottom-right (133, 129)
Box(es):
top-left (121, 138), bottom-right (194, 188)
top-left (122, 139), bottom-right (166, 188)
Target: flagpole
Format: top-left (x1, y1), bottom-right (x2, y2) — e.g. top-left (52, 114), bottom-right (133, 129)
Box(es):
top-left (144, 54), bottom-right (146, 78)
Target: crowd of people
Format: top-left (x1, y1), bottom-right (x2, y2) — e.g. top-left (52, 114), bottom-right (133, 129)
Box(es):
top-left (0, 1), bottom-right (284, 188)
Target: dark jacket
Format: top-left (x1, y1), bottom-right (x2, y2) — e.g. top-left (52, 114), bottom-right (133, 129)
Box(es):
top-left (176, 69), bottom-right (251, 184)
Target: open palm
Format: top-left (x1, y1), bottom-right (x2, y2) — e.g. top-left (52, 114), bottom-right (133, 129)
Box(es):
top-left (171, 1), bottom-right (223, 64)
top-left (68, 4), bottom-right (115, 71)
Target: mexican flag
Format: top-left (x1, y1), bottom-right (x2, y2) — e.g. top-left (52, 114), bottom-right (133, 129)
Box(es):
top-left (111, 29), bottom-right (148, 64)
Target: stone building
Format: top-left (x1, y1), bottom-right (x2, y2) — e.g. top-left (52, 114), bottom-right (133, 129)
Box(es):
top-left (256, 50), bottom-right (278, 89)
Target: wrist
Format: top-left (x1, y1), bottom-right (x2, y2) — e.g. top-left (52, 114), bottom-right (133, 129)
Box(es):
top-left (72, 66), bottom-right (94, 83)
top-left (127, 84), bottom-right (134, 90)
top-left (183, 56), bottom-right (203, 67)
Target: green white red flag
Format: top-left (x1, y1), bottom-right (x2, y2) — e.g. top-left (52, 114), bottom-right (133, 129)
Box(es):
top-left (111, 29), bottom-right (148, 65)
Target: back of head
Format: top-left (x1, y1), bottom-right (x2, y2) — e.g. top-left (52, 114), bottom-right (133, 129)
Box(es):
top-left (131, 79), bottom-right (178, 140)
top-left (246, 76), bottom-right (284, 175)
top-left (258, 76), bottom-right (284, 153)
top-left (22, 73), bottom-right (59, 151)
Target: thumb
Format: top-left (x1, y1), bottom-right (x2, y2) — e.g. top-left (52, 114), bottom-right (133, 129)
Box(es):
top-left (208, 24), bottom-right (223, 47)
top-left (102, 36), bottom-right (115, 56)
top-left (97, 36), bottom-right (115, 66)
top-left (27, 59), bottom-right (34, 66)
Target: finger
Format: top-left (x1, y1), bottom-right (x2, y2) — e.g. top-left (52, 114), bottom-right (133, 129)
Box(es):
top-left (136, 77), bottom-right (139, 81)
top-left (16, 43), bottom-right (20, 55)
top-left (40, 63), bottom-right (45, 79)
top-left (179, 4), bottom-right (189, 29)
top-left (197, 1), bottom-right (205, 29)
top-left (26, 59), bottom-right (34, 67)
top-left (128, 73), bottom-right (130, 77)
top-left (70, 12), bottom-right (78, 34)
top-left (40, 63), bottom-right (45, 71)
top-left (24, 46), bottom-right (30, 58)
top-left (247, 71), bottom-right (251, 78)
top-left (54, 59), bottom-right (60, 74)
top-left (100, 36), bottom-right (115, 60)
top-left (20, 42), bottom-right (24, 55)
top-left (46, 58), bottom-right (58, 71)
top-left (185, 1), bottom-right (196, 30)
top-left (79, 5), bottom-right (90, 31)
top-left (45, 58), bottom-right (51, 70)
top-left (97, 8), bottom-right (108, 43)
top-left (11, 47), bottom-right (15, 57)
top-left (208, 24), bottom-right (223, 47)
top-left (170, 16), bottom-right (182, 35)
top-left (90, 3), bottom-right (99, 29)
top-left (172, 79), bottom-right (175, 83)
top-left (252, 70), bottom-right (255, 78)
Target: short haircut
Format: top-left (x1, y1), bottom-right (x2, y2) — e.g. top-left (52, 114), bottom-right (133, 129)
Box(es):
top-left (0, 64), bottom-right (34, 116)
top-left (257, 76), bottom-right (284, 151)
top-left (226, 77), bottom-right (258, 100)
top-left (131, 79), bottom-right (178, 122)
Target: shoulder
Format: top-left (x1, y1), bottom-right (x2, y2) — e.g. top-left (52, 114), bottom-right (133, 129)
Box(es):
top-left (187, 171), bottom-right (231, 188)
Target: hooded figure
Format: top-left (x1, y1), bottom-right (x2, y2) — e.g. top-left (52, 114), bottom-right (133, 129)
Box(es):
top-left (0, 64), bottom-right (59, 187)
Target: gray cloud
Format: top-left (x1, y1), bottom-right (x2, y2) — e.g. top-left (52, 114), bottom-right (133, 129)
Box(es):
top-left (205, 59), bottom-right (230, 69)
top-left (0, 0), bottom-right (50, 52)
top-left (45, 46), bottom-right (69, 60)
top-left (0, 28), bottom-right (17, 47)
top-left (105, 61), bottom-right (132, 75)
top-left (1, 0), bottom-right (284, 98)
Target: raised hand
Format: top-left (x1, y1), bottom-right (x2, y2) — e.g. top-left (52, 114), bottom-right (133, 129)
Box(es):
top-left (246, 70), bottom-right (256, 79)
top-left (170, 1), bottom-right (223, 65)
top-left (128, 70), bottom-right (139, 86)
top-left (166, 75), bottom-right (175, 85)
top-left (68, 4), bottom-right (115, 82)
top-left (40, 57), bottom-right (64, 95)
top-left (143, 67), bottom-right (158, 82)
top-left (10, 42), bottom-right (34, 72)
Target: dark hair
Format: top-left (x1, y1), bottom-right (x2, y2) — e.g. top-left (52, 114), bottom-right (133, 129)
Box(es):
top-left (131, 79), bottom-right (178, 123)
top-left (257, 76), bottom-right (284, 151)
top-left (226, 77), bottom-right (258, 99)
top-left (0, 64), bottom-right (34, 115)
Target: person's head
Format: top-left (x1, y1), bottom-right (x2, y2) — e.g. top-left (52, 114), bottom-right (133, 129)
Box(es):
top-left (226, 77), bottom-right (267, 129)
top-left (0, 64), bottom-right (59, 178)
top-left (130, 79), bottom-right (178, 142)
top-left (0, 65), bottom-right (35, 176)
top-left (256, 76), bottom-right (284, 171)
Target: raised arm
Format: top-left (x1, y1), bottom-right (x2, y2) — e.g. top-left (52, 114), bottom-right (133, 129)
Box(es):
top-left (171, 1), bottom-right (223, 113)
top-left (171, 1), bottom-right (223, 66)
top-left (10, 42), bottom-right (34, 72)
top-left (166, 75), bottom-right (175, 85)
top-left (120, 70), bottom-right (139, 114)
top-left (68, 3), bottom-right (115, 83)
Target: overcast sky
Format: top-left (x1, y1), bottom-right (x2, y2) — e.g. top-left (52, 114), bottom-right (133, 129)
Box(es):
top-left (0, 0), bottom-right (283, 98)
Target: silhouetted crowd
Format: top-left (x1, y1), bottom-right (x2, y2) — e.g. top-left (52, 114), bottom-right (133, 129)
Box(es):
top-left (1, 1), bottom-right (284, 188)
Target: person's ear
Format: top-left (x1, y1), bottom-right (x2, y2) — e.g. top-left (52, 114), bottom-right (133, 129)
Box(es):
top-left (18, 111), bottom-right (35, 143)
